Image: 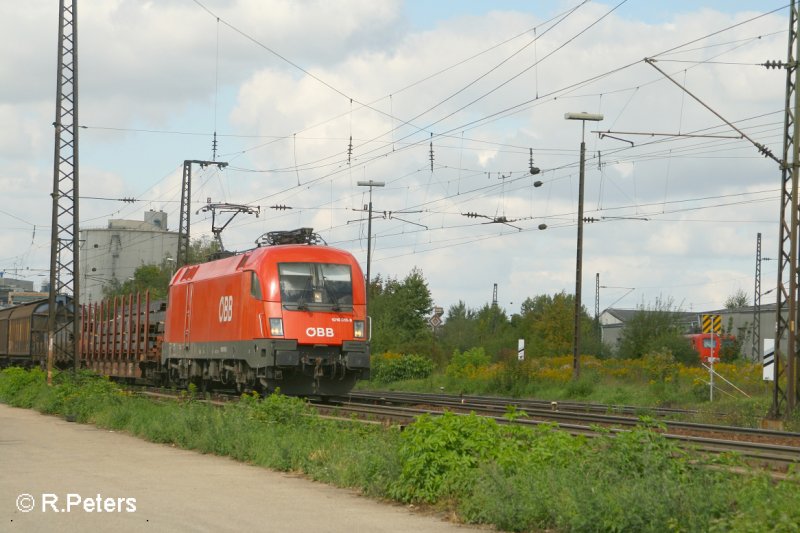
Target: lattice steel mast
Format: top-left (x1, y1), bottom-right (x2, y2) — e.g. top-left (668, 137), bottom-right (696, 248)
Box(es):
top-left (177, 160), bottom-right (227, 267)
top-left (753, 233), bottom-right (762, 362)
top-left (47, 0), bottom-right (80, 373)
top-left (773, 0), bottom-right (800, 419)
top-left (595, 273), bottom-right (600, 335)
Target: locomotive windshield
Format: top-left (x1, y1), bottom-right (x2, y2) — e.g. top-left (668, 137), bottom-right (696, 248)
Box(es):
top-left (278, 262), bottom-right (353, 310)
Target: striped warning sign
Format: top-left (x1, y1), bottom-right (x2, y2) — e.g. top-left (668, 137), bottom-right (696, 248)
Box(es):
top-left (702, 314), bottom-right (722, 334)
top-left (763, 338), bottom-right (775, 381)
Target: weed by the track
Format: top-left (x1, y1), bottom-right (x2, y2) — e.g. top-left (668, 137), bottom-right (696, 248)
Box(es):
top-left (2, 367), bottom-right (799, 532)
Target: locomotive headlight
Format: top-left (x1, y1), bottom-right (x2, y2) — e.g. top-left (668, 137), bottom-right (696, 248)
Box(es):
top-left (353, 320), bottom-right (365, 339)
top-left (269, 318), bottom-right (284, 337)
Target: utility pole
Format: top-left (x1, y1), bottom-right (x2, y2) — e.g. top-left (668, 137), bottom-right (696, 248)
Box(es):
top-left (772, 0), bottom-right (800, 420)
top-left (47, 0), bottom-right (80, 378)
top-left (565, 112), bottom-right (603, 380)
top-left (177, 160), bottom-right (227, 267)
top-left (357, 180), bottom-right (384, 320)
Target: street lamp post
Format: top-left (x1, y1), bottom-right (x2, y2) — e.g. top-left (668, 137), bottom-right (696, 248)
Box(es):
top-left (357, 180), bottom-right (385, 320)
top-left (565, 112), bottom-right (603, 380)
top-left (165, 257), bottom-right (176, 277)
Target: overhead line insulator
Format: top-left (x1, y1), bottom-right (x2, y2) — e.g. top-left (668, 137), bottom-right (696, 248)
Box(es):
top-left (429, 132), bottom-right (434, 172)
top-left (529, 147), bottom-right (540, 175)
top-left (764, 59), bottom-right (787, 70)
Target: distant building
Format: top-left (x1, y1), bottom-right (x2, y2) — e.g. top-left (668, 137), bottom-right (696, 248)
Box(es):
top-left (0, 277), bottom-right (35, 307)
top-left (7, 291), bottom-right (48, 306)
top-left (80, 210), bottom-right (178, 304)
top-left (599, 304), bottom-right (779, 361)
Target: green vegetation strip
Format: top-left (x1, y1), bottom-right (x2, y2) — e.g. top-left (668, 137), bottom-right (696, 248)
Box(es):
top-left (2, 368), bottom-right (799, 532)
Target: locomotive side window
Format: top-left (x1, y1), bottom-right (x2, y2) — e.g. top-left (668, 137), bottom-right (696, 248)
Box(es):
top-left (278, 262), bottom-right (352, 309)
top-left (320, 264), bottom-right (352, 305)
top-left (250, 271), bottom-right (263, 299)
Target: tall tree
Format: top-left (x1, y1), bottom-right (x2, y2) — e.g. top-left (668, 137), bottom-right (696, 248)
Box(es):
top-left (518, 292), bottom-right (595, 357)
top-left (473, 303), bottom-right (516, 361)
top-left (439, 301), bottom-right (478, 354)
top-left (370, 267), bottom-right (434, 354)
top-left (102, 261), bottom-right (173, 301)
top-left (617, 296), bottom-right (695, 363)
top-left (187, 236), bottom-right (223, 264)
top-left (724, 288), bottom-right (749, 309)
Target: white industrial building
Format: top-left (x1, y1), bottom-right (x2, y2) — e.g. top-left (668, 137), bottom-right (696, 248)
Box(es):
top-left (80, 210), bottom-right (178, 304)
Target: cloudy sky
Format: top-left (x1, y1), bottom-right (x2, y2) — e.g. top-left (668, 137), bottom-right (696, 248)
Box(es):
top-left (0, 0), bottom-right (789, 317)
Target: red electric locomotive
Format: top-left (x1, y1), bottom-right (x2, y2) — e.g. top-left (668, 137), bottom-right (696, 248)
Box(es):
top-left (79, 228), bottom-right (370, 396)
top-left (161, 229), bottom-right (370, 395)
top-left (685, 333), bottom-right (736, 364)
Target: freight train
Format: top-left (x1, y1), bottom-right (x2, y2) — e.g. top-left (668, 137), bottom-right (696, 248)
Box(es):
top-left (0, 229), bottom-right (371, 396)
top-left (0, 295), bottom-right (73, 368)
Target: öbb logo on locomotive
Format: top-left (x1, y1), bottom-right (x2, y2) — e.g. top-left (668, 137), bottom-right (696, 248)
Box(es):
top-left (218, 295), bottom-right (233, 323)
top-left (0, 228), bottom-right (372, 397)
top-left (306, 327), bottom-right (335, 338)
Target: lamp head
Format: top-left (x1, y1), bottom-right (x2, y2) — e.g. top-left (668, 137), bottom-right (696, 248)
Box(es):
top-left (564, 112), bottom-right (604, 121)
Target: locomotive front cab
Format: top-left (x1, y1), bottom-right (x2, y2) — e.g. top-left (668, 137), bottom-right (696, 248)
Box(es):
top-left (275, 261), bottom-right (365, 338)
top-left (264, 256), bottom-right (370, 390)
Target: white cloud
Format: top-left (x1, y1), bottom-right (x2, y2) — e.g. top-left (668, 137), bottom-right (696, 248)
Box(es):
top-left (0, 1), bottom-right (787, 313)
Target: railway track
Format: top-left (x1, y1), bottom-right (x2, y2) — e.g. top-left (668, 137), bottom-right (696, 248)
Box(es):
top-left (326, 390), bottom-right (800, 470)
top-left (131, 387), bottom-right (800, 471)
top-left (348, 390), bottom-right (702, 418)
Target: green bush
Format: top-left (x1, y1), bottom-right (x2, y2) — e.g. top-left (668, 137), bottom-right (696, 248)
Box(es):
top-left (41, 370), bottom-right (123, 421)
top-left (564, 369), bottom-right (599, 399)
top-left (0, 367), bottom-right (122, 420)
top-left (459, 422), bottom-right (746, 532)
top-left (641, 349), bottom-right (680, 382)
top-left (238, 390), bottom-right (315, 426)
top-left (0, 366), bottom-right (50, 407)
top-left (389, 411), bottom-right (587, 504)
top-left (445, 347), bottom-right (491, 378)
top-left (390, 412), bottom-right (502, 502)
top-left (371, 353), bottom-right (435, 384)
top-left (708, 471), bottom-right (800, 532)
top-left (488, 360), bottom-right (532, 397)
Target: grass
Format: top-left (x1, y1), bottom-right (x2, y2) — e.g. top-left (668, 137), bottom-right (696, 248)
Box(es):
top-left (2, 367), bottom-right (800, 532)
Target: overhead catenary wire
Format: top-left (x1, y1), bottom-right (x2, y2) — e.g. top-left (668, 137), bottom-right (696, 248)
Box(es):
top-left (8, 2), bottom-right (788, 315)
top-left (74, 3), bottom-right (786, 225)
